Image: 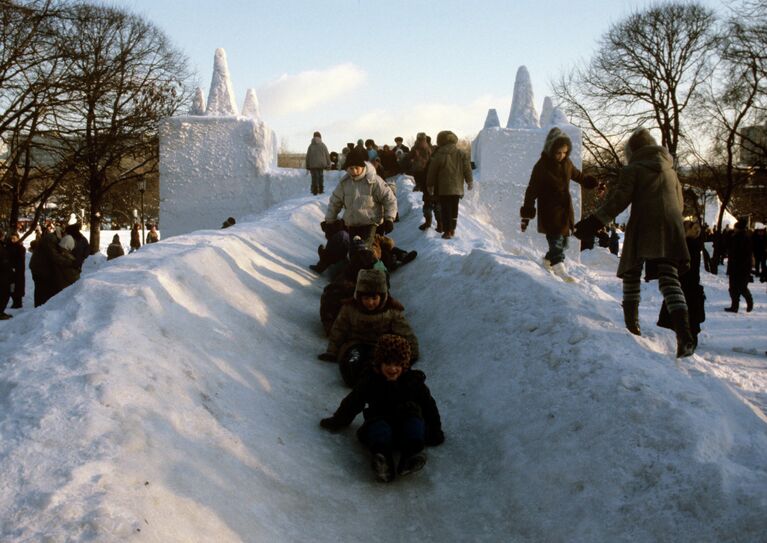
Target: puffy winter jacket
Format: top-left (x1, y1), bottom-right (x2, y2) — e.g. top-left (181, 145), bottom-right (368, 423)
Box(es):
top-left (325, 162), bottom-right (397, 227)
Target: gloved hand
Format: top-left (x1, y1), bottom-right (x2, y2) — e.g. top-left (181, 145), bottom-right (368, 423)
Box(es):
top-left (467, 182), bottom-right (473, 191)
top-left (425, 428), bottom-right (445, 446)
top-left (521, 218), bottom-right (529, 232)
top-left (382, 220), bottom-right (394, 234)
top-left (317, 352), bottom-right (336, 362)
top-left (320, 417), bottom-right (344, 432)
top-left (573, 215), bottom-right (604, 241)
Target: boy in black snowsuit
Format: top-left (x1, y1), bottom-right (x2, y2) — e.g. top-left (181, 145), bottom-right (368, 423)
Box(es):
top-left (320, 334), bottom-right (444, 482)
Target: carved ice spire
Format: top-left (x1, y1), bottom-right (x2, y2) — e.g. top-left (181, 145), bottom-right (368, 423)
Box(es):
top-left (206, 48), bottom-right (238, 116)
top-left (506, 66), bottom-right (539, 129)
top-left (483, 108), bottom-right (501, 129)
top-left (242, 88), bottom-right (261, 119)
top-left (189, 87), bottom-right (206, 115)
top-left (549, 107), bottom-right (569, 126)
top-left (539, 96), bottom-right (554, 128)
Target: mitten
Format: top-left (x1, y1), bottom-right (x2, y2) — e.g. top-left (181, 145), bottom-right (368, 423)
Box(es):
top-left (573, 215), bottom-right (604, 241)
top-left (317, 352), bottom-right (336, 362)
top-left (425, 428), bottom-right (445, 446)
top-left (467, 182), bottom-right (473, 191)
top-left (521, 218), bottom-right (529, 232)
top-left (382, 220), bottom-right (394, 234)
top-left (320, 417), bottom-right (344, 432)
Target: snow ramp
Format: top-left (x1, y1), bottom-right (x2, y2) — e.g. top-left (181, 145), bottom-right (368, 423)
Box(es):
top-left (0, 179), bottom-right (765, 542)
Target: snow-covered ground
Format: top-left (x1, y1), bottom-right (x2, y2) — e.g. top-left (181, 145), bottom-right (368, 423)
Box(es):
top-left (0, 178), bottom-right (766, 542)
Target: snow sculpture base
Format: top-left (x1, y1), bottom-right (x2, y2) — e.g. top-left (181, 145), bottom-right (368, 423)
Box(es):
top-left (473, 126), bottom-right (583, 262)
top-left (160, 115), bottom-right (303, 238)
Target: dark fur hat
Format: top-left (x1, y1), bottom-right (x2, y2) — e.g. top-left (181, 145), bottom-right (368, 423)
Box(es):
top-left (354, 269), bottom-right (388, 303)
top-left (345, 147), bottom-right (368, 169)
top-left (374, 334), bottom-right (412, 368)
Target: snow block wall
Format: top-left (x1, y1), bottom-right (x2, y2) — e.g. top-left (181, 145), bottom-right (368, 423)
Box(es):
top-left (473, 66), bottom-right (582, 261)
top-left (160, 48), bottom-right (310, 238)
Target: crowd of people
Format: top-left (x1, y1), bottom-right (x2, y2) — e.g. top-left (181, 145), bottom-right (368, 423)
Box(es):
top-left (0, 218), bottom-right (164, 315)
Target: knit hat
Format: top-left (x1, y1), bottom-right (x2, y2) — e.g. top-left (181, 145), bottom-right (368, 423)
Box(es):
top-left (345, 147), bottom-right (368, 169)
top-left (354, 269), bottom-right (388, 303)
top-left (374, 334), bottom-right (412, 369)
top-left (112, 234), bottom-right (120, 243)
top-left (350, 235), bottom-right (368, 254)
top-left (313, 131), bottom-right (321, 138)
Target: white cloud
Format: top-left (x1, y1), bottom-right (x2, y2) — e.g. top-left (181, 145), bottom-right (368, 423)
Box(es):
top-left (258, 63), bottom-right (366, 116)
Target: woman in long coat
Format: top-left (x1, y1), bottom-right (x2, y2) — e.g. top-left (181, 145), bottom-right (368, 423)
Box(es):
top-left (575, 127), bottom-right (694, 358)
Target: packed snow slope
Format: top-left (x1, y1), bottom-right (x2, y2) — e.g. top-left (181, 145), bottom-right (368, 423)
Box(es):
top-left (1, 178), bottom-right (766, 543)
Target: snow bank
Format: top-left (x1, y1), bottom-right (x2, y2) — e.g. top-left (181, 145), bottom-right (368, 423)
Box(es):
top-left (1, 179), bottom-right (766, 542)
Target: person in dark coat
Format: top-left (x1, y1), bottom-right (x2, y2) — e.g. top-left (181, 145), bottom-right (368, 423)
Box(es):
top-left (106, 234), bottom-right (125, 261)
top-left (408, 133), bottom-right (438, 231)
top-left (608, 227), bottom-right (620, 256)
top-left (724, 218), bottom-right (754, 313)
top-left (426, 130), bottom-right (474, 240)
top-left (7, 233), bottom-right (26, 309)
top-left (657, 219), bottom-right (706, 348)
top-left (752, 223), bottom-right (766, 281)
top-left (320, 334), bottom-right (444, 483)
top-left (521, 127), bottom-right (600, 279)
top-left (28, 231), bottom-right (79, 307)
top-left (318, 269), bottom-right (418, 388)
top-left (146, 225), bottom-right (159, 243)
top-left (129, 223), bottom-right (141, 253)
top-left (575, 127), bottom-right (695, 358)
top-left (65, 223), bottom-right (90, 271)
top-left (0, 236), bottom-right (13, 319)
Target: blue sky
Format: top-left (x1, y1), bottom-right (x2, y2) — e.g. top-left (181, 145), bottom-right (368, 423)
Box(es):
top-left (114, 0), bottom-right (724, 153)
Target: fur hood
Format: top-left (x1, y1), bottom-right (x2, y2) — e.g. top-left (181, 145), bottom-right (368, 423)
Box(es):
top-left (624, 127), bottom-right (658, 162)
top-left (542, 127), bottom-right (572, 158)
top-left (436, 130), bottom-right (458, 147)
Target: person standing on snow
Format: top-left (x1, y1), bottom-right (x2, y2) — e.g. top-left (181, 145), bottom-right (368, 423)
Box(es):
top-left (129, 223), bottom-right (141, 253)
top-left (574, 127), bottom-right (695, 358)
top-left (107, 234), bottom-right (125, 260)
top-left (724, 218), bottom-right (754, 313)
top-left (305, 131), bottom-right (331, 195)
top-left (7, 233), bottom-right (26, 309)
top-left (520, 127), bottom-right (602, 281)
top-left (426, 130), bottom-right (473, 240)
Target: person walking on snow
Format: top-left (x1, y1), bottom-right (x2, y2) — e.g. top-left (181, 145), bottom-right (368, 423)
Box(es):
top-left (426, 130), bottom-right (473, 240)
top-left (320, 334), bottom-right (443, 483)
top-left (520, 127), bottom-right (602, 282)
top-left (574, 127), bottom-right (695, 358)
top-left (306, 131), bottom-right (331, 195)
top-left (724, 218), bottom-right (754, 313)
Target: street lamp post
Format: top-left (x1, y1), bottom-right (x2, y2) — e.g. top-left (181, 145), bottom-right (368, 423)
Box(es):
top-left (137, 179), bottom-right (146, 245)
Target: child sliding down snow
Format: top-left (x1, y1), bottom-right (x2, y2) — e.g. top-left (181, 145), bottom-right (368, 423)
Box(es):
top-left (320, 334), bottom-right (444, 482)
top-left (318, 268), bottom-right (418, 387)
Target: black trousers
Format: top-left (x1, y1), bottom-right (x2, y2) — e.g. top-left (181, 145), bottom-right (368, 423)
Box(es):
top-left (439, 195), bottom-right (460, 231)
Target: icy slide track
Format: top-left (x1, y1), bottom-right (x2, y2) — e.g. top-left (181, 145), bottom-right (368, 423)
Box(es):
top-left (0, 178), bottom-right (765, 542)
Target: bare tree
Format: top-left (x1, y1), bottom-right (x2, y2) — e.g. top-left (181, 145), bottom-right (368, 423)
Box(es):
top-left (54, 3), bottom-right (191, 251)
top-left (554, 2), bottom-right (717, 171)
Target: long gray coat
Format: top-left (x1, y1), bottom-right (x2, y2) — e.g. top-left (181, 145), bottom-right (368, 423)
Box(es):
top-left (595, 145), bottom-right (689, 277)
top-left (305, 138), bottom-right (331, 169)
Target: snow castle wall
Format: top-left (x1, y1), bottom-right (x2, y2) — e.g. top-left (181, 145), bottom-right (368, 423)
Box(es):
top-left (159, 48), bottom-right (312, 238)
top-left (472, 66), bottom-right (583, 262)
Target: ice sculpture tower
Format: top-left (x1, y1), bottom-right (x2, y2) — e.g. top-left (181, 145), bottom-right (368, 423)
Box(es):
top-left (159, 48), bottom-right (294, 238)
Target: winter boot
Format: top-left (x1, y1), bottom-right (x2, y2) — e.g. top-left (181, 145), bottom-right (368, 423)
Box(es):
top-left (542, 257), bottom-right (552, 269)
top-left (622, 301), bottom-right (641, 336)
top-left (418, 217), bottom-right (432, 231)
top-left (309, 245), bottom-right (329, 273)
top-left (398, 451), bottom-right (427, 476)
top-left (435, 221), bottom-right (444, 234)
top-left (401, 251), bottom-right (417, 264)
top-left (746, 291), bottom-right (754, 312)
top-left (441, 230), bottom-right (453, 240)
top-left (371, 453), bottom-right (395, 483)
top-left (670, 308), bottom-right (695, 358)
top-left (551, 262), bottom-right (575, 283)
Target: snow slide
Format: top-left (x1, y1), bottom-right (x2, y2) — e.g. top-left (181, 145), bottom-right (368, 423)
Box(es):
top-left (0, 180), bottom-right (765, 542)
